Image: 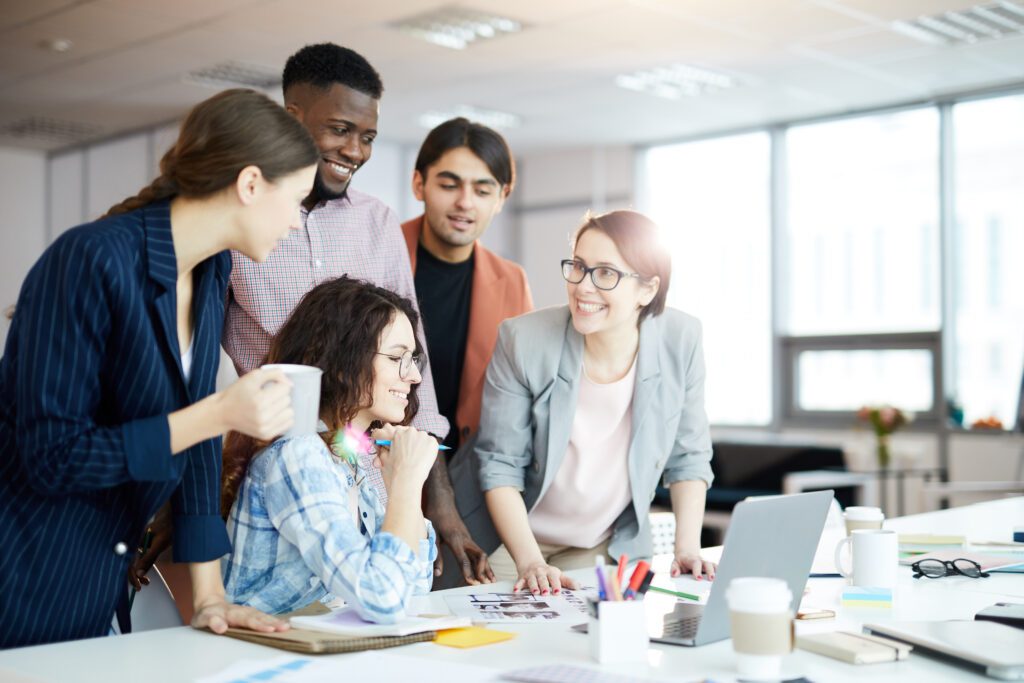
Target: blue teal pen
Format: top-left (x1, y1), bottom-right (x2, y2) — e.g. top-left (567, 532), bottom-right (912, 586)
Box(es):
top-left (373, 439), bottom-right (451, 451)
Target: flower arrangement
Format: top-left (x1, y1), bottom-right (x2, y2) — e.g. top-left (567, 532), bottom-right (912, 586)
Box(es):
top-left (856, 405), bottom-right (913, 469)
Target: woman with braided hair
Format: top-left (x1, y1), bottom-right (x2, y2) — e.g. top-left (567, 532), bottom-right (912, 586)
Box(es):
top-left (0, 88), bottom-right (318, 648)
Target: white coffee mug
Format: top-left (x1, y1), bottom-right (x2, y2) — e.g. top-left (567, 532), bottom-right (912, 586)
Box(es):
top-left (261, 363), bottom-right (323, 438)
top-left (834, 529), bottom-right (898, 588)
top-left (843, 506), bottom-right (884, 535)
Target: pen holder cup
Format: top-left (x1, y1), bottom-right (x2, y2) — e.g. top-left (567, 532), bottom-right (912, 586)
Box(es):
top-left (588, 600), bottom-right (648, 664)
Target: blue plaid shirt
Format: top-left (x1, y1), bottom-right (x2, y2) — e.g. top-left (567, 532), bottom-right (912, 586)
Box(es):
top-left (222, 435), bottom-right (436, 623)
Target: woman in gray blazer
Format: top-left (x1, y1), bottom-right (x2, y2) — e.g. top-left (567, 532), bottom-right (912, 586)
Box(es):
top-left (449, 210), bottom-right (715, 595)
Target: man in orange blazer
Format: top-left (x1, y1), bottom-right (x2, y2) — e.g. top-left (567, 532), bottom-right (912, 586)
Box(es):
top-left (402, 117), bottom-right (533, 587)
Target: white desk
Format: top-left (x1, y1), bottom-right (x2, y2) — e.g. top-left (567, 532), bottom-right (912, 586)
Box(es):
top-left (2, 498), bottom-right (1022, 682)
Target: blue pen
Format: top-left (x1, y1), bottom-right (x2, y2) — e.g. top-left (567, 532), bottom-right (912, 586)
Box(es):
top-left (373, 439), bottom-right (451, 451)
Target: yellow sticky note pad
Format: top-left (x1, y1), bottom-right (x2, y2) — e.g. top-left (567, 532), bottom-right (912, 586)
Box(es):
top-left (435, 626), bottom-right (516, 648)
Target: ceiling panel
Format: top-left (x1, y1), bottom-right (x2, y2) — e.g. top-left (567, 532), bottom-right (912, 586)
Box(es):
top-left (1, 0), bottom-right (1022, 152)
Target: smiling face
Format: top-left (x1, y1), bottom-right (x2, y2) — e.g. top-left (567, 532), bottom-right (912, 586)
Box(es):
top-left (566, 229), bottom-right (659, 339)
top-left (237, 164), bottom-right (316, 262)
top-left (357, 311), bottom-right (421, 426)
top-left (287, 83), bottom-right (379, 199)
top-left (413, 146), bottom-right (508, 263)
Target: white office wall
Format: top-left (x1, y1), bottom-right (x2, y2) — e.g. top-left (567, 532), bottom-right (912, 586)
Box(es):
top-left (515, 145), bottom-right (635, 309)
top-left (86, 134), bottom-right (151, 220)
top-left (49, 151), bottom-right (86, 240)
top-left (0, 147), bottom-right (47, 347)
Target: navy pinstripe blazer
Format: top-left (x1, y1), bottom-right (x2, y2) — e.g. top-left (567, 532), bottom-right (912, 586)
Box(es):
top-left (0, 201), bottom-right (232, 648)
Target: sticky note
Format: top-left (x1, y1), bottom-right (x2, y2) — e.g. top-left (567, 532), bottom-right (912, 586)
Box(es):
top-left (841, 587), bottom-right (892, 608)
top-left (434, 626), bottom-right (516, 649)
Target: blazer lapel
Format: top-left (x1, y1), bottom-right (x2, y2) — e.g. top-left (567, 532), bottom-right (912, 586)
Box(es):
top-left (541, 315), bottom-right (583, 500)
top-left (459, 247), bottom-right (506, 433)
top-left (143, 203), bottom-right (186, 392)
top-left (185, 257), bottom-right (221, 401)
top-left (626, 315), bottom-right (662, 523)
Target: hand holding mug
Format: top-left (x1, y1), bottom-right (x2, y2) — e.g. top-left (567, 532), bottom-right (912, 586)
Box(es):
top-left (218, 367), bottom-right (294, 440)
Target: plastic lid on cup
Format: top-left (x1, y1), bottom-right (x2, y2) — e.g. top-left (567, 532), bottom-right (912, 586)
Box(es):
top-left (844, 506), bottom-right (884, 521)
top-left (725, 577), bottom-right (792, 614)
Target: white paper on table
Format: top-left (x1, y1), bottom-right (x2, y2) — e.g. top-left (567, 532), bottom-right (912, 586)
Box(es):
top-left (444, 590), bottom-right (589, 624)
top-left (197, 652), bottom-right (500, 683)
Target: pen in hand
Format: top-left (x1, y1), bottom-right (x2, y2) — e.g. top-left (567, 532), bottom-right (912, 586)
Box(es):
top-left (373, 439), bottom-right (451, 451)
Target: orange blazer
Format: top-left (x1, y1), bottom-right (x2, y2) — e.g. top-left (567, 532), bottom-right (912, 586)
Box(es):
top-left (402, 215), bottom-right (533, 446)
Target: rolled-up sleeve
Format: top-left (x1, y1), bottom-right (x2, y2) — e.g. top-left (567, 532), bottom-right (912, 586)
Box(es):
top-left (265, 440), bottom-right (427, 624)
top-left (662, 320), bottom-right (714, 488)
top-left (476, 321), bottom-right (535, 492)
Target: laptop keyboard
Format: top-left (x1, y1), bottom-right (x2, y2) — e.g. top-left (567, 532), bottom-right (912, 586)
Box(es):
top-left (662, 615), bottom-right (701, 639)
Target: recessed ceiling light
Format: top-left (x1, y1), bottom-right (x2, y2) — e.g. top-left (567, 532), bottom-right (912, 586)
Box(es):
top-left (418, 105), bottom-right (520, 130)
top-left (183, 61), bottom-right (281, 91)
top-left (615, 63), bottom-right (737, 100)
top-left (391, 5), bottom-right (525, 50)
top-left (891, 2), bottom-right (1024, 45)
top-left (39, 38), bottom-right (73, 53)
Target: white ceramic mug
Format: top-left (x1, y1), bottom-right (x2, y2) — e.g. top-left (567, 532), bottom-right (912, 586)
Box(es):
top-left (834, 529), bottom-right (898, 588)
top-left (261, 363), bottom-right (323, 438)
top-left (726, 577), bottom-right (794, 680)
top-left (843, 506), bottom-right (885, 536)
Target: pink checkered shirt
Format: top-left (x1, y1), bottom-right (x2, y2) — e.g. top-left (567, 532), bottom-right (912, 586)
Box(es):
top-left (224, 189), bottom-right (450, 495)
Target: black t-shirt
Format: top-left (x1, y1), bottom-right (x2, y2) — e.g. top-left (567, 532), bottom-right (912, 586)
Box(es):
top-left (414, 243), bottom-right (474, 450)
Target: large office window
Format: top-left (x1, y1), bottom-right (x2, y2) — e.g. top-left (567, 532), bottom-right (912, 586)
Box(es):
top-left (952, 94), bottom-right (1024, 427)
top-left (642, 133), bottom-right (772, 425)
top-left (641, 90), bottom-right (1023, 431)
top-left (782, 108), bottom-right (941, 418)
top-left (784, 108), bottom-right (941, 336)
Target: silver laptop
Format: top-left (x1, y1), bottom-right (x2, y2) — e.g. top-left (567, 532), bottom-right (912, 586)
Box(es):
top-left (575, 489), bottom-right (833, 646)
top-left (865, 621), bottom-right (1024, 680)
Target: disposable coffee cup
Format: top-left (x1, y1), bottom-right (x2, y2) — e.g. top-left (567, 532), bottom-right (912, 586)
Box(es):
top-left (844, 506), bottom-right (884, 535)
top-left (261, 364), bottom-right (323, 438)
top-left (726, 577), bottom-right (794, 680)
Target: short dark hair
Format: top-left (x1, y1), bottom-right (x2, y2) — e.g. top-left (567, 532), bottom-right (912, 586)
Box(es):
top-left (573, 210), bottom-right (671, 321)
top-left (414, 117), bottom-right (515, 190)
top-left (282, 43), bottom-right (384, 99)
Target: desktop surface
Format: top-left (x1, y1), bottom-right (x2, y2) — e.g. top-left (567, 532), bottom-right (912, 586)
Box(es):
top-left (1, 497), bottom-right (1022, 683)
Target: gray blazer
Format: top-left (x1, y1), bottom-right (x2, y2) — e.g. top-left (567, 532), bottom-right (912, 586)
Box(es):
top-left (449, 305), bottom-right (714, 562)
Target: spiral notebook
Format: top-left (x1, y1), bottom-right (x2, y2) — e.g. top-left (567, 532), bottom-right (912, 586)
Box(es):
top-left (219, 625), bottom-right (436, 654)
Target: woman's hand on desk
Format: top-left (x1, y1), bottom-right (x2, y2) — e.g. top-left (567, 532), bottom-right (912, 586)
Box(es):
top-left (191, 596), bottom-right (288, 635)
top-left (514, 560), bottom-right (579, 595)
top-left (671, 552), bottom-right (716, 581)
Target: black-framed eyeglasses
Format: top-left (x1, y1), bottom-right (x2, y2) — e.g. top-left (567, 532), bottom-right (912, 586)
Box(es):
top-left (911, 557), bottom-right (990, 580)
top-left (560, 259), bottom-right (644, 291)
top-left (375, 350), bottom-right (425, 380)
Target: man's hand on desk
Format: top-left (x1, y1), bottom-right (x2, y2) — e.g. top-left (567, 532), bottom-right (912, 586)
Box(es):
top-left (432, 512), bottom-right (496, 585)
top-left (671, 551), bottom-right (717, 581)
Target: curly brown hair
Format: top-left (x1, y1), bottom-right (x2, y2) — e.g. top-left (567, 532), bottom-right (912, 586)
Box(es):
top-left (221, 276), bottom-right (422, 518)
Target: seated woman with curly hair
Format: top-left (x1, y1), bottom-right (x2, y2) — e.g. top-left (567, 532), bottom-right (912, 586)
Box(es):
top-left (220, 276), bottom-right (440, 623)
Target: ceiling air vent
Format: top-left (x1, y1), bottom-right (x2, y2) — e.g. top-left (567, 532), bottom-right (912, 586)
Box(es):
top-left (0, 116), bottom-right (102, 144)
top-left (183, 61), bottom-right (281, 91)
top-left (390, 5), bottom-right (525, 50)
top-left (892, 1), bottom-right (1024, 45)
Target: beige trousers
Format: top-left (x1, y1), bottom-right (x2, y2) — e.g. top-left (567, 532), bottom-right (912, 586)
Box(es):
top-left (488, 537), bottom-right (612, 583)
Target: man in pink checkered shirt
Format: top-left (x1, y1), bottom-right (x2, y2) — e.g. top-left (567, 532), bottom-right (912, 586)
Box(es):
top-left (223, 43), bottom-right (494, 586)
